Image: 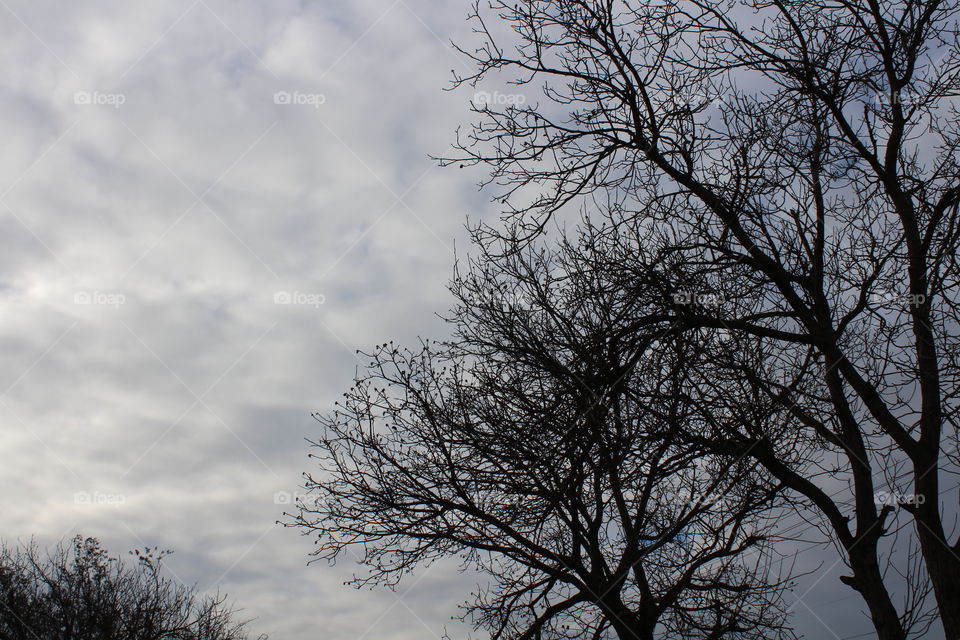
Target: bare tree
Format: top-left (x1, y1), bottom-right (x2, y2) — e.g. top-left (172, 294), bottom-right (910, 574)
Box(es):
top-left (288, 235), bottom-right (800, 640)
top-left (0, 535), bottom-right (266, 640)
top-left (442, 1), bottom-right (960, 638)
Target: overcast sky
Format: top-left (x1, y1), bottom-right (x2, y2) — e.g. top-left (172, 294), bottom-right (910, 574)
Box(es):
top-left (0, 1), bottom-right (908, 638)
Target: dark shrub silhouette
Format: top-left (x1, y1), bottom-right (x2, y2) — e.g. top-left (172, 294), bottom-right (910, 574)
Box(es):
top-left (0, 535), bottom-right (265, 640)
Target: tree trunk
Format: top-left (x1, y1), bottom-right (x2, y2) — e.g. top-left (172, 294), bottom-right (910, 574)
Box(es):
top-left (918, 535), bottom-right (960, 640)
top-left (603, 601), bottom-right (655, 640)
top-left (914, 455), bottom-right (960, 640)
top-left (846, 544), bottom-right (908, 640)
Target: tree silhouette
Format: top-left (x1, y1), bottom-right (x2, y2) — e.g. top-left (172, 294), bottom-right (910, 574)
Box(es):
top-left (289, 234), bottom-right (799, 640)
top-left (0, 536), bottom-right (265, 640)
top-left (442, 1), bottom-right (960, 638)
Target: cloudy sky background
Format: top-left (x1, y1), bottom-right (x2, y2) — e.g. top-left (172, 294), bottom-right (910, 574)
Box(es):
top-left (0, 1), bottom-right (903, 638)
